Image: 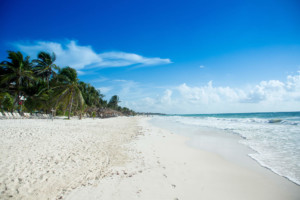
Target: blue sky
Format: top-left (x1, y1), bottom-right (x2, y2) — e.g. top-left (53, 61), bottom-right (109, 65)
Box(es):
top-left (1, 0), bottom-right (300, 113)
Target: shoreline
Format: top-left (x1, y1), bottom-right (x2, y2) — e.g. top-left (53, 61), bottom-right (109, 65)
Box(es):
top-left (149, 117), bottom-right (300, 198)
top-left (67, 117), bottom-right (300, 199)
top-left (151, 116), bottom-right (300, 187)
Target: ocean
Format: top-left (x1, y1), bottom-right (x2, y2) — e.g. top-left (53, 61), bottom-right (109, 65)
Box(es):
top-left (154, 112), bottom-right (300, 185)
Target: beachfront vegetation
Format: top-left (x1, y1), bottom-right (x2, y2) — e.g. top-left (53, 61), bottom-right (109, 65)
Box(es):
top-left (0, 51), bottom-right (136, 118)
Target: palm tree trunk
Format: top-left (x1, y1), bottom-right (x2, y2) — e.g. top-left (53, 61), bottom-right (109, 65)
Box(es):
top-left (79, 106), bottom-right (83, 120)
top-left (68, 94), bottom-right (73, 119)
top-left (13, 82), bottom-right (21, 112)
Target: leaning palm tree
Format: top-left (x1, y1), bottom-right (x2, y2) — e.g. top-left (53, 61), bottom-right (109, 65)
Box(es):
top-left (52, 67), bottom-right (85, 119)
top-left (0, 51), bottom-right (35, 107)
top-left (33, 51), bottom-right (59, 89)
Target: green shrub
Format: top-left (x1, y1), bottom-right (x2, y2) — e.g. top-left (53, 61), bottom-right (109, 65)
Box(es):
top-left (1, 93), bottom-right (14, 111)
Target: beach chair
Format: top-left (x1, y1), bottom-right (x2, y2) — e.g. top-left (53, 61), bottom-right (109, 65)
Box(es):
top-left (12, 112), bottom-right (22, 119)
top-left (8, 112), bottom-right (14, 119)
top-left (3, 112), bottom-right (11, 119)
top-left (0, 112), bottom-right (4, 119)
top-left (30, 113), bottom-right (37, 119)
top-left (15, 112), bottom-right (21, 118)
top-left (43, 114), bottom-right (49, 119)
top-left (22, 113), bottom-right (27, 118)
top-left (11, 112), bottom-right (17, 118)
top-left (3, 112), bottom-right (7, 119)
top-left (23, 113), bottom-right (30, 118)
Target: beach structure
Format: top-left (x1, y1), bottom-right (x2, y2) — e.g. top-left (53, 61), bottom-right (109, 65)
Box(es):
top-left (97, 108), bottom-right (123, 118)
top-left (84, 107), bottom-right (124, 118)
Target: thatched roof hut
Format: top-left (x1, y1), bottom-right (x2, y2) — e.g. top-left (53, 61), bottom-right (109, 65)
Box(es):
top-left (84, 107), bottom-right (124, 118)
top-left (97, 108), bottom-right (123, 118)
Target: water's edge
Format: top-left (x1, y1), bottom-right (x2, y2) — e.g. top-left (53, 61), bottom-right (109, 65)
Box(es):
top-left (150, 116), bottom-right (300, 186)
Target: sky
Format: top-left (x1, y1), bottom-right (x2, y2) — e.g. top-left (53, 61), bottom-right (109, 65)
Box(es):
top-left (0, 0), bottom-right (300, 114)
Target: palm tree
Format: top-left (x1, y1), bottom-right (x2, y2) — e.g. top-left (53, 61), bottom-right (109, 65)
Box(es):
top-left (52, 67), bottom-right (85, 119)
top-left (0, 92), bottom-right (14, 112)
top-left (78, 81), bottom-right (104, 107)
top-left (25, 80), bottom-right (51, 113)
top-left (0, 51), bottom-right (35, 107)
top-left (33, 51), bottom-right (59, 89)
top-left (99, 98), bottom-right (108, 108)
top-left (108, 95), bottom-right (120, 109)
top-left (0, 50), bottom-right (136, 118)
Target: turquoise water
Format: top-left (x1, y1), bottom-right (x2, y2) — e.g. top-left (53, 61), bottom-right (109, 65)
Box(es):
top-left (171, 111), bottom-right (300, 124)
top-left (159, 112), bottom-right (300, 185)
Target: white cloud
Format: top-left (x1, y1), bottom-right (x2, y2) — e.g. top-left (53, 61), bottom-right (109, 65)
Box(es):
top-left (98, 52), bottom-right (171, 67)
top-left (14, 40), bottom-right (172, 69)
top-left (242, 80), bottom-right (286, 103)
top-left (112, 80), bottom-right (143, 99)
top-left (121, 90), bottom-right (174, 113)
top-left (77, 70), bottom-right (86, 75)
top-left (90, 77), bottom-right (109, 83)
top-left (177, 81), bottom-right (244, 104)
top-left (98, 87), bottom-right (112, 94)
top-left (15, 40), bottom-right (101, 69)
top-left (199, 65), bottom-right (205, 68)
top-left (119, 72), bottom-right (300, 114)
top-left (160, 89), bottom-right (173, 104)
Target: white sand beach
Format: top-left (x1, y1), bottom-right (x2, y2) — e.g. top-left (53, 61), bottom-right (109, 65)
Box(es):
top-left (1, 116), bottom-right (299, 200)
top-left (0, 117), bottom-right (142, 199)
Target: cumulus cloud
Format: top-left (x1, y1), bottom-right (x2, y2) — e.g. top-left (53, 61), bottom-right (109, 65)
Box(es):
top-left (120, 72), bottom-right (300, 113)
top-left (176, 72), bottom-right (300, 107)
top-left (286, 71), bottom-right (300, 95)
top-left (14, 40), bottom-right (172, 69)
top-left (161, 89), bottom-right (173, 104)
top-left (123, 90), bottom-right (175, 113)
top-left (177, 81), bottom-right (244, 104)
top-left (242, 80), bottom-right (286, 103)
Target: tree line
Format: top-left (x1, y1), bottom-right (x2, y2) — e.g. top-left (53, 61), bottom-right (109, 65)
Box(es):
top-left (0, 51), bottom-right (135, 119)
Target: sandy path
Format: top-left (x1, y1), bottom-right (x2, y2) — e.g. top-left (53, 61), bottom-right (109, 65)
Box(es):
top-left (0, 117), bottom-right (141, 200)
